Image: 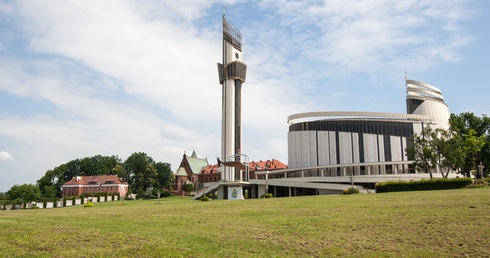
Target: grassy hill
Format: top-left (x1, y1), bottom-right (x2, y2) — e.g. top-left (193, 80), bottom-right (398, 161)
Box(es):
top-left (1, 188), bottom-right (489, 257)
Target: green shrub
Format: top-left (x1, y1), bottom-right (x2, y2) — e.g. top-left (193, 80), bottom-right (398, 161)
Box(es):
top-left (97, 193), bottom-right (101, 202)
top-left (72, 196), bottom-right (76, 205)
top-left (260, 193), bottom-right (273, 198)
top-left (472, 179), bottom-right (488, 186)
top-left (104, 192), bottom-right (108, 202)
top-left (63, 197), bottom-right (67, 207)
top-left (84, 201), bottom-right (94, 208)
top-left (343, 188), bottom-right (360, 195)
top-left (376, 178), bottom-right (473, 193)
top-left (31, 204), bottom-right (39, 209)
top-left (43, 198), bottom-right (47, 209)
top-left (200, 196), bottom-right (210, 202)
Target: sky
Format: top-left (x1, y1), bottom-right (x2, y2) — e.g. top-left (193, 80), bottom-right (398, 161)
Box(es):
top-left (0, 0), bottom-right (489, 192)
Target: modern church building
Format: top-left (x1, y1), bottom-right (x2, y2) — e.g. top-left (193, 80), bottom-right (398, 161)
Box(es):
top-left (250, 78), bottom-right (453, 196)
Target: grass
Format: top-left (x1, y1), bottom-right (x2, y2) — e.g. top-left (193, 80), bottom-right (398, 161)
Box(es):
top-left (1, 188), bottom-right (489, 257)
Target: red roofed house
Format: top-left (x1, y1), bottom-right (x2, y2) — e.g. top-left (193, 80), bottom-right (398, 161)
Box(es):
top-left (62, 175), bottom-right (129, 197)
top-left (199, 159), bottom-right (288, 188)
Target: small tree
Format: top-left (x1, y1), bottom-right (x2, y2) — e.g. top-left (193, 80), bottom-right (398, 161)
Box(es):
top-left (96, 193), bottom-right (101, 202)
top-left (433, 128), bottom-right (466, 178)
top-left (43, 197), bottom-right (47, 209)
top-left (183, 183), bottom-right (194, 193)
top-left (63, 197), bottom-right (67, 207)
top-left (72, 196), bottom-right (76, 205)
top-left (104, 192), bottom-right (108, 202)
top-left (406, 125), bottom-right (438, 179)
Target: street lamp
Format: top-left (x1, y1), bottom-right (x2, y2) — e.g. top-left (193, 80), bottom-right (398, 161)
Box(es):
top-left (265, 171), bottom-right (269, 196)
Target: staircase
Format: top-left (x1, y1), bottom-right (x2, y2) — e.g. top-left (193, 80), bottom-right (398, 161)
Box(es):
top-left (193, 181), bottom-right (221, 200)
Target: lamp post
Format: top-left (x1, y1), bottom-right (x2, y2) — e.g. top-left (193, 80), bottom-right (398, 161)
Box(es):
top-left (265, 171), bottom-right (269, 196)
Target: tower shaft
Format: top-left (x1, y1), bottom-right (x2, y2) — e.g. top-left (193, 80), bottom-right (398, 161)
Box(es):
top-left (217, 15), bottom-right (247, 181)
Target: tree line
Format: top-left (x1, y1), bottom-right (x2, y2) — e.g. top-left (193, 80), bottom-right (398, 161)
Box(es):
top-left (2, 152), bottom-right (174, 205)
top-left (406, 112), bottom-right (490, 179)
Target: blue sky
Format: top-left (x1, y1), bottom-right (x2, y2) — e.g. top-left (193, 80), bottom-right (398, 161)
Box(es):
top-left (0, 0), bottom-right (489, 192)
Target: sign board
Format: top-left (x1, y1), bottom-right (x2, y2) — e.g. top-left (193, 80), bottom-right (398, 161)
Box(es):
top-left (227, 186), bottom-right (243, 200)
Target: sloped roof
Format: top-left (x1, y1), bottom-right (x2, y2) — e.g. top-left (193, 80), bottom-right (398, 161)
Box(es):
top-left (201, 164), bottom-right (220, 174)
top-left (175, 167), bottom-right (188, 177)
top-left (249, 159), bottom-right (288, 171)
top-left (187, 156), bottom-right (208, 175)
top-left (200, 159), bottom-right (287, 175)
top-left (63, 175), bottom-right (128, 186)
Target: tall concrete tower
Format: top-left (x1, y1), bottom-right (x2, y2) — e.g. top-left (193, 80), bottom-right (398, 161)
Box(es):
top-left (217, 14), bottom-right (247, 181)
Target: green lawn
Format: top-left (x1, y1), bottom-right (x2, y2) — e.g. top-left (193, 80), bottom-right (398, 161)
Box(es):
top-left (1, 188), bottom-right (489, 257)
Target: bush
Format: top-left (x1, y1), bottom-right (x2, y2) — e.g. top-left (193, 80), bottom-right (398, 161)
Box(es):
top-left (72, 196), bottom-right (76, 206)
top-left (260, 193), bottom-right (273, 198)
top-left (43, 198), bottom-right (47, 209)
top-left (97, 193), bottom-right (101, 202)
top-left (84, 201), bottom-right (94, 208)
top-left (343, 188), bottom-right (360, 195)
top-left (63, 197), bottom-right (67, 207)
top-left (31, 204), bottom-right (39, 209)
top-left (472, 179), bottom-right (489, 185)
top-left (376, 178), bottom-right (473, 193)
top-left (200, 196), bottom-right (210, 202)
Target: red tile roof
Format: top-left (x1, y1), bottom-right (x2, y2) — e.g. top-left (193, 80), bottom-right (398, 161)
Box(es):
top-left (63, 175), bottom-right (128, 186)
top-left (200, 159), bottom-right (287, 174)
top-left (248, 159), bottom-right (288, 171)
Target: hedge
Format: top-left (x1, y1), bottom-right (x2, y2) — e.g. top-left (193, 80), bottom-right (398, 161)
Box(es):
top-left (376, 178), bottom-right (473, 193)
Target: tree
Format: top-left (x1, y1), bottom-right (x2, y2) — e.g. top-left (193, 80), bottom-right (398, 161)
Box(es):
top-left (406, 125), bottom-right (438, 179)
top-left (154, 162), bottom-right (174, 189)
top-left (183, 183), bottom-right (194, 193)
top-left (6, 184), bottom-right (42, 204)
top-left (462, 129), bottom-right (485, 178)
top-left (450, 112), bottom-right (489, 178)
top-left (433, 128), bottom-right (465, 178)
top-left (123, 152), bottom-right (156, 194)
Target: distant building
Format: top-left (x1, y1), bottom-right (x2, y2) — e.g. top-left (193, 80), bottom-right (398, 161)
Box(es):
top-left (248, 78), bottom-right (454, 196)
top-left (199, 159), bottom-right (288, 187)
top-left (173, 151), bottom-right (209, 193)
top-left (62, 175), bottom-right (128, 197)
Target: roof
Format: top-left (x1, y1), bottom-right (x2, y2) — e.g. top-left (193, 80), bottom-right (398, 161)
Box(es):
top-left (248, 159), bottom-right (288, 171)
top-left (287, 111), bottom-right (433, 125)
top-left (200, 159), bottom-right (287, 174)
top-left (63, 175), bottom-right (128, 186)
top-left (201, 164), bottom-right (220, 174)
top-left (175, 167), bottom-right (188, 177)
top-left (187, 156), bottom-right (209, 175)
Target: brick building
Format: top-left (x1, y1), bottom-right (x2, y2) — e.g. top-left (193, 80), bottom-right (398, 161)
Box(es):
top-left (62, 175), bottom-right (128, 197)
top-left (173, 151), bottom-right (209, 193)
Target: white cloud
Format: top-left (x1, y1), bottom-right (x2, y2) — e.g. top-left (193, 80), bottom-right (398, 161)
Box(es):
top-left (0, 151), bottom-right (13, 160)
